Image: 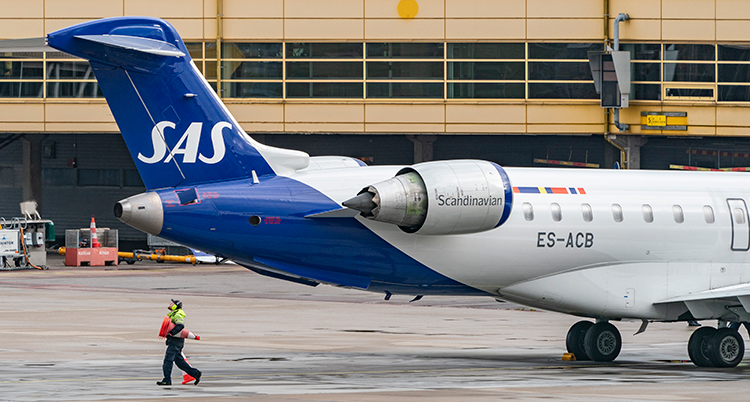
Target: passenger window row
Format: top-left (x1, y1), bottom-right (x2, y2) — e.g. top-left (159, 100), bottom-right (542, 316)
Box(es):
top-left (521, 202), bottom-right (716, 224)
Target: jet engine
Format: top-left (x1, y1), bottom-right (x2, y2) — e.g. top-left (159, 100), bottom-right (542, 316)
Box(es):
top-left (343, 160), bottom-right (512, 235)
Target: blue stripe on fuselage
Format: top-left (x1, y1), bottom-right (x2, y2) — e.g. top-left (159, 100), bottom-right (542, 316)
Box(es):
top-left (155, 175), bottom-right (487, 296)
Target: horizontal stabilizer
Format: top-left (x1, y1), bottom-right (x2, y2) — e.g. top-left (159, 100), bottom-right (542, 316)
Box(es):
top-left (0, 37), bottom-right (49, 52)
top-left (305, 208), bottom-right (360, 219)
top-left (74, 34), bottom-right (185, 57)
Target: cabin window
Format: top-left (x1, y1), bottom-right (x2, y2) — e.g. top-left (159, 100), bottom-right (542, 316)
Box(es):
top-left (550, 203), bottom-right (562, 222)
top-left (703, 205), bottom-right (715, 224)
top-left (733, 207), bottom-right (746, 225)
top-left (672, 205), bottom-right (684, 223)
top-left (581, 203), bottom-right (593, 222)
top-left (612, 204), bottom-right (623, 222)
top-left (642, 204), bottom-right (654, 223)
top-left (522, 202), bottom-right (534, 221)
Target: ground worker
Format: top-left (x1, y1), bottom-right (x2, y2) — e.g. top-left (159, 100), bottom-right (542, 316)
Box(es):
top-left (156, 299), bottom-right (202, 386)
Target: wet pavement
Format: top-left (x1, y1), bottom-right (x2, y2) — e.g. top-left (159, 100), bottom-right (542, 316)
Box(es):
top-left (0, 254), bottom-right (749, 401)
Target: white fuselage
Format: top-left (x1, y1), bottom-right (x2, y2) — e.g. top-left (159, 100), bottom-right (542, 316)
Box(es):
top-left (293, 166), bottom-right (750, 322)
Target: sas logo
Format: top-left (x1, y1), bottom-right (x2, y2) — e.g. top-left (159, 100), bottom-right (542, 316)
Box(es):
top-left (138, 121), bottom-right (230, 165)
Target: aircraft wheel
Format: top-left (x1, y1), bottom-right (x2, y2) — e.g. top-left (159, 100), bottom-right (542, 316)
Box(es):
top-left (687, 326), bottom-right (716, 367)
top-left (566, 320), bottom-right (594, 361)
top-left (707, 328), bottom-right (744, 368)
top-left (584, 322), bottom-right (622, 362)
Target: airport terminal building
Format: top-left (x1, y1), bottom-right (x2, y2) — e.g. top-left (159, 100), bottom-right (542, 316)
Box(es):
top-left (2, 0), bottom-right (750, 242)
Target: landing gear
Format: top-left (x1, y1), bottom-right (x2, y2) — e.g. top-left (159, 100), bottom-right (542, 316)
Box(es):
top-left (687, 327), bottom-right (715, 367)
top-left (688, 326), bottom-right (744, 368)
top-left (565, 321), bottom-right (593, 361)
top-left (584, 322), bottom-right (622, 362)
top-left (566, 320), bottom-right (622, 362)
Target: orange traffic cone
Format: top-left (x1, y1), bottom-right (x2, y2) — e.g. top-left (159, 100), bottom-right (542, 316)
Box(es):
top-left (180, 352), bottom-right (196, 384)
top-left (158, 316), bottom-right (201, 340)
top-left (158, 316), bottom-right (171, 338)
top-left (90, 216), bottom-right (101, 248)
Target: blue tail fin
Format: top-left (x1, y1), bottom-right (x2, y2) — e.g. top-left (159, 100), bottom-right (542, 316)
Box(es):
top-left (47, 17), bottom-right (307, 190)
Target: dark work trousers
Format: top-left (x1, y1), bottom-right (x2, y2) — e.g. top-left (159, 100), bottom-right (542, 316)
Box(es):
top-left (162, 342), bottom-right (199, 381)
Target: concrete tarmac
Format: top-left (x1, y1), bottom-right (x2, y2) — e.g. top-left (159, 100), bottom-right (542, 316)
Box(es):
top-left (1, 254), bottom-right (750, 401)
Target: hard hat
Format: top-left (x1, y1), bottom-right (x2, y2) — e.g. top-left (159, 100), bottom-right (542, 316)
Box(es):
top-left (170, 299), bottom-right (182, 309)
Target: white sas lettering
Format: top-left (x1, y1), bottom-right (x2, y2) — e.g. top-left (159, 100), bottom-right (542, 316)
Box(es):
top-left (164, 122), bottom-right (202, 163)
top-left (138, 121), bottom-right (172, 163)
top-left (199, 121), bottom-right (229, 164)
top-left (139, 121), bottom-right (228, 165)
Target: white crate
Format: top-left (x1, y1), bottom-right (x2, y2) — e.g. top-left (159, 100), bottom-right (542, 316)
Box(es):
top-left (0, 229), bottom-right (20, 257)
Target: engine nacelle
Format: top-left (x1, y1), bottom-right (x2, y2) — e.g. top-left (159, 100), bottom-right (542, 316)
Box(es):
top-left (343, 160), bottom-right (513, 235)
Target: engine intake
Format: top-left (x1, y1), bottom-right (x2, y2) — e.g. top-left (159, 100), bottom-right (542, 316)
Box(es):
top-left (343, 160), bottom-right (512, 235)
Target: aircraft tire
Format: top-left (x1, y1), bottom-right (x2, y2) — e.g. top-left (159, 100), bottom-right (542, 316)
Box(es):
top-left (565, 320), bottom-right (594, 361)
top-left (707, 328), bottom-right (744, 368)
top-left (687, 326), bottom-right (716, 367)
top-left (583, 322), bottom-right (622, 362)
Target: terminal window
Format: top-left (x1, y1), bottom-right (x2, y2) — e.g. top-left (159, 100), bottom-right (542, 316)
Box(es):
top-left (5, 42), bottom-right (750, 103)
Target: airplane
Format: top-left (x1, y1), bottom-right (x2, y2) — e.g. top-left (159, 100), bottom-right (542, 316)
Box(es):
top-left (30, 16), bottom-right (750, 368)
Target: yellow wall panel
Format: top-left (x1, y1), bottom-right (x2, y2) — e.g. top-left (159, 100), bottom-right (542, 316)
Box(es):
top-left (285, 104), bottom-right (364, 123)
top-left (664, 106), bottom-right (715, 126)
top-left (223, 0), bottom-right (283, 18)
top-left (612, 19), bottom-right (661, 41)
top-left (45, 123), bottom-right (119, 132)
top-left (124, 0), bottom-right (203, 18)
top-left (717, 21), bottom-right (750, 42)
top-left (0, 104), bottom-right (44, 122)
top-left (242, 123), bottom-right (284, 132)
top-left (285, 123), bottom-right (365, 132)
top-left (662, 20), bottom-right (715, 41)
top-left (528, 124), bottom-right (604, 134)
top-left (366, 105), bottom-right (443, 123)
top-left (365, 19), bottom-right (444, 40)
top-left (223, 19), bottom-right (283, 40)
top-left (662, 0), bottom-right (715, 19)
top-left (527, 19), bottom-right (603, 40)
top-left (717, 107), bottom-right (748, 127)
top-left (446, 0), bottom-right (524, 18)
top-left (45, 104), bottom-right (114, 123)
top-left (285, 0), bottom-right (363, 18)
top-left (203, 19), bottom-right (217, 39)
top-left (204, 0), bottom-right (217, 17)
top-left (286, 19), bottom-right (363, 40)
top-left (0, 123), bottom-right (45, 132)
top-left (527, 105), bottom-right (603, 124)
top-left (608, 0), bottom-right (660, 19)
top-left (226, 104), bottom-right (283, 123)
top-left (717, 0), bottom-right (750, 19)
top-left (446, 105), bottom-right (526, 124)
top-left (45, 0), bottom-right (123, 18)
top-left (682, 126), bottom-right (716, 136)
top-left (446, 19), bottom-right (525, 40)
top-left (164, 19), bottom-right (204, 40)
top-left (365, 123), bottom-right (444, 133)
top-left (528, 0), bottom-right (602, 18)
top-left (44, 19), bottom-right (91, 35)
top-left (447, 124), bottom-right (526, 133)
top-left (716, 127), bottom-right (750, 137)
top-left (0, 0), bottom-right (43, 18)
top-left (365, 0), bottom-right (444, 18)
top-left (0, 19), bottom-right (44, 39)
